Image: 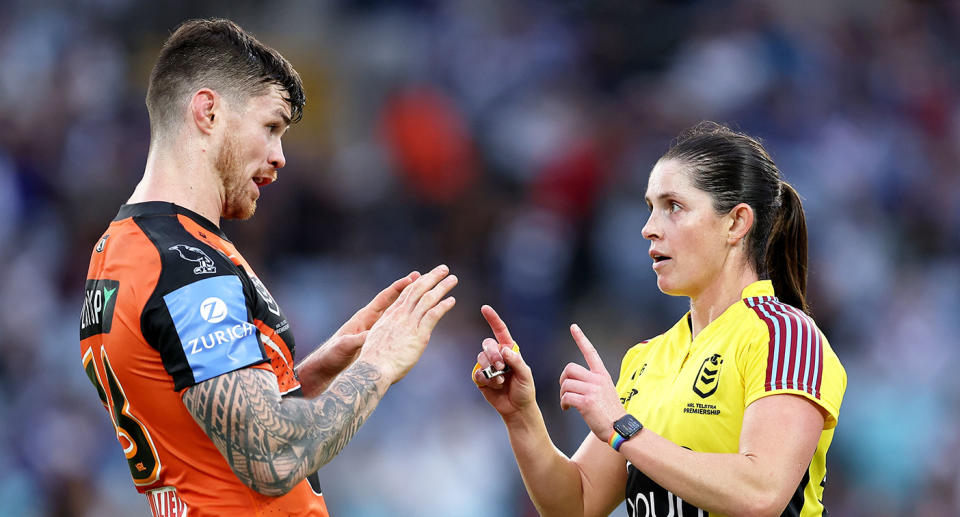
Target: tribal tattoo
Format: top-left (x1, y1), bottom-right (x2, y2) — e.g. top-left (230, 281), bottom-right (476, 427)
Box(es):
top-left (182, 361), bottom-right (383, 495)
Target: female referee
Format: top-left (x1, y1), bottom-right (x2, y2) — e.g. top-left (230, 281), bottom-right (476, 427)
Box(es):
top-left (473, 122), bottom-right (846, 517)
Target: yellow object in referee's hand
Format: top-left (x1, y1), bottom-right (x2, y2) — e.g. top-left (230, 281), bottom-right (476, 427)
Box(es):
top-left (472, 342), bottom-right (520, 386)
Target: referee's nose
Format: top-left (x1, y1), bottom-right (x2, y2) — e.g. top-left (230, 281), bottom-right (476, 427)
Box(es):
top-left (641, 212), bottom-right (660, 241)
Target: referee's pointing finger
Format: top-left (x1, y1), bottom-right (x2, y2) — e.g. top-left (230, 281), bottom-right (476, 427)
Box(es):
top-left (481, 305), bottom-right (513, 346)
top-left (570, 324), bottom-right (604, 372)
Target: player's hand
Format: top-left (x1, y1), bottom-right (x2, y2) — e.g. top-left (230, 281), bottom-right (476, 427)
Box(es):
top-left (333, 272), bottom-right (420, 338)
top-left (559, 324), bottom-right (624, 442)
top-left (296, 273), bottom-right (419, 396)
top-left (297, 331), bottom-right (368, 394)
top-left (474, 305), bottom-right (536, 418)
top-left (360, 264), bottom-right (457, 385)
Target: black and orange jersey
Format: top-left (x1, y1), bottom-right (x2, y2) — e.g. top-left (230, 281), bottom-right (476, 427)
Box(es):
top-left (615, 281), bottom-right (846, 517)
top-left (80, 202), bottom-right (329, 517)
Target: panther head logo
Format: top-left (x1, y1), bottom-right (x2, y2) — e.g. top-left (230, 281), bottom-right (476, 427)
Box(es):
top-left (169, 244), bottom-right (217, 275)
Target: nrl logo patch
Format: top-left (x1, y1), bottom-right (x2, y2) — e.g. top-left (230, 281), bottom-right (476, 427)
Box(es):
top-left (169, 244), bottom-right (217, 275)
top-left (692, 353), bottom-right (722, 399)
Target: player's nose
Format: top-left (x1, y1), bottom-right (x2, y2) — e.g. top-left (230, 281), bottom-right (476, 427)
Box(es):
top-left (269, 141), bottom-right (286, 170)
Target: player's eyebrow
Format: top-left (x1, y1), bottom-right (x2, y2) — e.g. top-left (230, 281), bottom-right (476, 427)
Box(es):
top-left (274, 109), bottom-right (291, 127)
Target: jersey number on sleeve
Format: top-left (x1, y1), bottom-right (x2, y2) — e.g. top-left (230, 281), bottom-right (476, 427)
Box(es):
top-left (83, 347), bottom-right (161, 486)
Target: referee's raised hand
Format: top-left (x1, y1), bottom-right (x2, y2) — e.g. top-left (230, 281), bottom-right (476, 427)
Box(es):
top-left (474, 305), bottom-right (536, 419)
top-left (559, 324), bottom-right (624, 442)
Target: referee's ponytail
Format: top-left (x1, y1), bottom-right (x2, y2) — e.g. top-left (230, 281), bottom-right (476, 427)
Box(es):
top-left (766, 181), bottom-right (809, 314)
top-left (662, 121), bottom-right (810, 314)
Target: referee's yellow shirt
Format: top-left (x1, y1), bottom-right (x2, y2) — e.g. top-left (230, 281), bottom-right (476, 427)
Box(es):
top-left (615, 280), bottom-right (846, 517)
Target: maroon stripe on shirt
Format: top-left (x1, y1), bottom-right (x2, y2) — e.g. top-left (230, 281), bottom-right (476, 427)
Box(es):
top-left (773, 301), bottom-right (823, 399)
top-left (745, 297), bottom-right (778, 391)
top-left (746, 297), bottom-right (823, 399)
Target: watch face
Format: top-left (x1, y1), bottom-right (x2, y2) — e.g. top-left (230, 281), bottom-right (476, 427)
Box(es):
top-left (615, 415), bottom-right (643, 437)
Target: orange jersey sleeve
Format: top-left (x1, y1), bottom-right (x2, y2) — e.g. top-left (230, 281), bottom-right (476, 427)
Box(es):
top-left (80, 202), bottom-right (329, 517)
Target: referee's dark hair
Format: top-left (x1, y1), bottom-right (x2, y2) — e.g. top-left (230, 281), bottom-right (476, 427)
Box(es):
top-left (146, 18), bottom-right (305, 138)
top-left (663, 121), bottom-right (810, 314)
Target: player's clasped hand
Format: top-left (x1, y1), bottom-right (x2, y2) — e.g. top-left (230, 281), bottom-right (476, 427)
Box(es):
top-left (296, 272), bottom-right (422, 395)
top-left (474, 305), bottom-right (536, 418)
top-left (559, 324), bottom-right (624, 441)
top-left (360, 264), bottom-right (458, 384)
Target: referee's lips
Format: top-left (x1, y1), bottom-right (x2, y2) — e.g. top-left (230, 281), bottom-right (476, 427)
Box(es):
top-left (650, 249), bottom-right (672, 270)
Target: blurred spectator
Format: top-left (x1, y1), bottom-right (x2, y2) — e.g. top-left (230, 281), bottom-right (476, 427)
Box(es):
top-left (2, 0), bottom-right (959, 515)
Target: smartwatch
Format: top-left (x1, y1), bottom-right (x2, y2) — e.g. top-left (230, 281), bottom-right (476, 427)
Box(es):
top-left (609, 414), bottom-right (643, 451)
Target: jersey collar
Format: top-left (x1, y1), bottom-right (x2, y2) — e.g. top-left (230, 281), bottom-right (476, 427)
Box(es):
top-left (677, 280), bottom-right (777, 344)
top-left (114, 201), bottom-right (231, 242)
top-left (740, 279), bottom-right (775, 299)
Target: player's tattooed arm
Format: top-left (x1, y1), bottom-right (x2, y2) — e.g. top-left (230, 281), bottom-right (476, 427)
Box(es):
top-left (182, 363), bottom-right (384, 496)
top-left (182, 264), bottom-right (458, 496)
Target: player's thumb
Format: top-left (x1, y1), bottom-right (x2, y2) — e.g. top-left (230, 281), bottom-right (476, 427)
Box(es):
top-left (337, 331), bottom-right (368, 353)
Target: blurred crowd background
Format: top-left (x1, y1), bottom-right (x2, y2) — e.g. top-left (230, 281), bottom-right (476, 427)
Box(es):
top-left (1, 0), bottom-right (958, 515)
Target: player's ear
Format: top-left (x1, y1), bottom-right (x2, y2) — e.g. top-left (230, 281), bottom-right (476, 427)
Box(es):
top-left (190, 89), bottom-right (218, 135)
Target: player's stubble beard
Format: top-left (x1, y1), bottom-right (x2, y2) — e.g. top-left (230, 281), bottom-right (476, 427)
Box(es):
top-left (215, 130), bottom-right (257, 221)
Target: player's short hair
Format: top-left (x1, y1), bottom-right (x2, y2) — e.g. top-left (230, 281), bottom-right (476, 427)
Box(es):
top-left (146, 18), bottom-right (305, 137)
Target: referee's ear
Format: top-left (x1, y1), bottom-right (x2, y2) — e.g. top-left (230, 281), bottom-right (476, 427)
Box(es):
top-left (726, 202), bottom-right (754, 245)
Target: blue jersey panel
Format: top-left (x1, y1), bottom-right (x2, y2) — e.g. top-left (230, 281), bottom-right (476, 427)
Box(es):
top-left (163, 275), bottom-right (264, 383)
